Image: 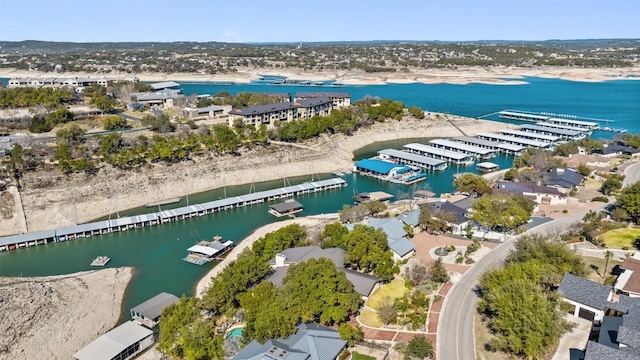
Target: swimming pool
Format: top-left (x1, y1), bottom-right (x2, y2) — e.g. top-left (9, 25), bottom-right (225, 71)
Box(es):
top-left (227, 327), bottom-right (244, 339)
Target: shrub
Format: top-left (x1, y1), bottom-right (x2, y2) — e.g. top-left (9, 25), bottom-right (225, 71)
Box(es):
top-left (591, 196), bottom-right (609, 202)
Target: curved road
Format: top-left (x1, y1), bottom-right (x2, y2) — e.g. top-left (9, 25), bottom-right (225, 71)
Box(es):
top-left (438, 209), bottom-right (601, 360)
top-left (623, 161), bottom-right (640, 187)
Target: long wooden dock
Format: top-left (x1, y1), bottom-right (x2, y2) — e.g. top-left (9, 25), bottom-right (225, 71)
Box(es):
top-left (0, 178), bottom-right (347, 252)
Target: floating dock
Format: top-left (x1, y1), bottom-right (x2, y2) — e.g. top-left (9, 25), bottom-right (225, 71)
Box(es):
top-left (90, 256), bottom-right (111, 266)
top-left (183, 237), bottom-right (234, 265)
top-left (0, 178), bottom-right (347, 252)
top-left (269, 199), bottom-right (304, 217)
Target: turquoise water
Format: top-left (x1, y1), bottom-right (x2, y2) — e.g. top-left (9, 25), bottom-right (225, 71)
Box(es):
top-left (227, 328), bottom-right (244, 338)
top-left (0, 77), bottom-right (637, 324)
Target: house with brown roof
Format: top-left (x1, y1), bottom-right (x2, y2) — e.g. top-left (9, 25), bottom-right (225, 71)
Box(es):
top-left (615, 254), bottom-right (640, 298)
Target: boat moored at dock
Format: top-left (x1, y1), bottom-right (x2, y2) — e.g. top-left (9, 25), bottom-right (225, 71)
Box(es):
top-left (183, 236), bottom-right (234, 265)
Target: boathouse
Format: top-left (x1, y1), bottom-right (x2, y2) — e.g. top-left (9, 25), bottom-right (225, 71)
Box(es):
top-left (476, 162), bottom-right (499, 173)
top-left (353, 159), bottom-right (412, 178)
top-left (476, 132), bottom-right (553, 149)
top-left (73, 321), bottom-right (154, 360)
top-left (545, 117), bottom-right (599, 130)
top-left (499, 110), bottom-right (551, 122)
top-left (519, 124), bottom-right (585, 141)
top-left (428, 138), bottom-right (497, 159)
top-left (403, 143), bottom-right (474, 164)
top-left (268, 200), bottom-right (304, 217)
top-left (131, 292), bottom-right (179, 328)
top-left (499, 129), bottom-right (561, 144)
top-left (535, 121), bottom-right (592, 135)
top-left (377, 148), bottom-right (448, 170)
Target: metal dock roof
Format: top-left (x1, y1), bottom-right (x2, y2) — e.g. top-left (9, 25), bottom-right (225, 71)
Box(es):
top-left (57, 221), bottom-right (111, 236)
top-left (535, 121), bottom-right (591, 133)
top-left (428, 138), bottom-right (495, 155)
top-left (403, 143), bottom-right (472, 161)
top-left (354, 159), bottom-right (410, 174)
top-left (547, 117), bottom-right (599, 128)
top-left (159, 204), bottom-right (205, 218)
top-left (500, 111), bottom-right (550, 121)
top-left (0, 229), bottom-right (56, 246)
top-left (476, 132), bottom-right (549, 148)
top-left (496, 143), bottom-right (525, 152)
top-left (453, 136), bottom-right (500, 148)
top-left (378, 148), bottom-right (447, 166)
top-left (519, 124), bottom-right (582, 137)
top-left (499, 129), bottom-right (560, 142)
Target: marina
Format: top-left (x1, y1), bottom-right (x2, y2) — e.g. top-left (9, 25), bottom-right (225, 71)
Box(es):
top-left (403, 143), bottom-right (475, 165)
top-left (377, 148), bottom-right (448, 170)
top-left (497, 109), bottom-right (626, 133)
top-left (476, 132), bottom-right (553, 149)
top-left (498, 128), bottom-right (561, 144)
top-left (428, 138), bottom-right (497, 159)
top-left (268, 199), bottom-right (304, 217)
top-left (0, 178), bottom-right (347, 252)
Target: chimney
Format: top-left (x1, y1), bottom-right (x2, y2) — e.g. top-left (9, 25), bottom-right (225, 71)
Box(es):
top-left (275, 253), bottom-right (286, 268)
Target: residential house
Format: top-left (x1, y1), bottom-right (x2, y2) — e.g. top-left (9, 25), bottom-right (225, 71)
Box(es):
top-left (615, 253), bottom-right (640, 298)
top-left (364, 217), bottom-right (415, 260)
top-left (601, 144), bottom-right (640, 157)
top-left (232, 323), bottom-right (347, 360)
top-left (423, 200), bottom-right (470, 234)
top-left (181, 105), bottom-right (226, 120)
top-left (295, 92), bottom-right (351, 108)
top-left (73, 321), bottom-right (154, 360)
top-left (497, 180), bottom-right (567, 206)
top-left (130, 292), bottom-right (179, 328)
top-left (266, 245), bottom-right (381, 298)
top-left (397, 209), bottom-right (420, 233)
top-left (559, 273), bottom-right (640, 359)
top-left (131, 89), bottom-right (184, 108)
top-left (544, 168), bottom-right (584, 194)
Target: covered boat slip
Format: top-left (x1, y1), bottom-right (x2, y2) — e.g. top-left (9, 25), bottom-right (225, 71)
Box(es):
top-left (476, 162), bottom-right (500, 173)
top-left (499, 128), bottom-right (561, 143)
top-left (269, 199), bottom-right (304, 217)
top-left (499, 110), bottom-right (551, 122)
top-left (428, 138), bottom-right (497, 159)
top-left (535, 121), bottom-right (593, 134)
top-left (545, 117), bottom-right (599, 130)
top-left (184, 239), bottom-right (234, 265)
top-left (378, 148), bottom-right (448, 170)
top-left (476, 132), bottom-right (553, 149)
top-left (353, 159), bottom-right (425, 185)
top-left (518, 124), bottom-right (586, 141)
top-left (403, 143), bottom-right (474, 164)
top-left (0, 178), bottom-right (347, 252)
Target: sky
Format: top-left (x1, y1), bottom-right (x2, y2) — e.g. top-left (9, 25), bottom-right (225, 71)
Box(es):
top-left (0, 0), bottom-right (638, 43)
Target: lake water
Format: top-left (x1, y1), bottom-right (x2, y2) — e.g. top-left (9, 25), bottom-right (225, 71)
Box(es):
top-left (0, 77), bottom-right (638, 323)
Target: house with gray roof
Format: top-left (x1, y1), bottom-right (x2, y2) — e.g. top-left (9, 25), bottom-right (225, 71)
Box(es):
top-left (422, 200), bottom-right (470, 234)
top-left (73, 321), bottom-right (154, 360)
top-left (130, 292), bottom-right (179, 328)
top-left (294, 92), bottom-right (351, 108)
top-left (559, 273), bottom-right (613, 322)
top-left (365, 217), bottom-right (415, 260)
top-left (498, 180), bottom-right (567, 205)
top-left (397, 209), bottom-right (420, 228)
top-left (544, 168), bottom-right (584, 194)
top-left (266, 246), bottom-right (380, 298)
top-left (233, 323), bottom-right (347, 360)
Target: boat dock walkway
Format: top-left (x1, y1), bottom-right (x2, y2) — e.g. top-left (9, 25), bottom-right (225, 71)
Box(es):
top-left (0, 178), bottom-right (347, 252)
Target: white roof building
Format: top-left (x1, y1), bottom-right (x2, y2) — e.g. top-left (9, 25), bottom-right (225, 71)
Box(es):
top-left (73, 321), bottom-right (154, 360)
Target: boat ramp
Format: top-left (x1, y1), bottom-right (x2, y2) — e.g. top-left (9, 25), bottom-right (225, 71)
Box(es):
top-left (0, 178), bottom-right (347, 252)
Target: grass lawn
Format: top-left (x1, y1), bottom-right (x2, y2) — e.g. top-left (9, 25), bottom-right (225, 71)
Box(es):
top-left (583, 255), bottom-right (624, 283)
top-left (351, 352), bottom-right (376, 360)
top-left (358, 308), bottom-right (382, 328)
top-left (366, 278), bottom-right (409, 310)
top-left (600, 228), bottom-right (640, 249)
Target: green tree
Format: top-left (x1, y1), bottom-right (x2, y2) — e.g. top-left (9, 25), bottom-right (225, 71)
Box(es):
top-left (428, 257), bottom-right (450, 283)
top-left (453, 173), bottom-right (492, 197)
top-left (340, 224), bottom-right (399, 281)
top-left (56, 124), bottom-right (85, 145)
top-left (576, 163), bottom-right (592, 176)
top-left (407, 106), bottom-right (425, 119)
top-left (470, 193), bottom-right (533, 231)
top-left (90, 95), bottom-right (118, 112)
top-left (601, 174), bottom-right (625, 195)
top-left (28, 114), bottom-right (53, 133)
top-left (403, 336), bottom-right (435, 360)
top-left (46, 106), bottom-right (74, 125)
top-left (617, 181), bottom-right (640, 224)
top-left (320, 222), bottom-right (349, 248)
top-left (102, 115), bottom-right (129, 130)
top-left (338, 323), bottom-right (364, 346)
top-left (142, 113), bottom-right (175, 132)
top-left (364, 200), bottom-right (387, 215)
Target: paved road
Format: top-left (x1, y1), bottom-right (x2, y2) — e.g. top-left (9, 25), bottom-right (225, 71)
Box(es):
top-left (438, 210), bottom-right (600, 360)
top-left (623, 161), bottom-right (640, 187)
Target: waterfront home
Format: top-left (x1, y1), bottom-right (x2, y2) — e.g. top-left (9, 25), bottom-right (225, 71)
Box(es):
top-left (233, 323), bottom-right (347, 360)
top-left (266, 245), bottom-right (381, 298)
top-left (544, 168), bottom-right (584, 194)
top-left (294, 92), bottom-right (351, 108)
top-left (130, 292), bottom-right (179, 328)
top-left (422, 200), bottom-right (470, 234)
top-left (73, 321), bottom-right (154, 360)
top-left (497, 180), bottom-right (567, 205)
top-left (293, 95), bottom-right (333, 119)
